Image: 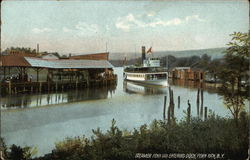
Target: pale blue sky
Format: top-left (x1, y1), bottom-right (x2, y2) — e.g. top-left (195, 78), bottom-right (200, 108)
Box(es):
top-left (2, 0), bottom-right (249, 54)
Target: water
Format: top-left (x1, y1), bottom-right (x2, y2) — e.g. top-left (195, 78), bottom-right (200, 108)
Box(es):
top-left (1, 67), bottom-right (232, 156)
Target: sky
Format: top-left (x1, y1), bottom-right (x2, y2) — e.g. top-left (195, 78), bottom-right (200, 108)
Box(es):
top-left (1, 0), bottom-right (249, 55)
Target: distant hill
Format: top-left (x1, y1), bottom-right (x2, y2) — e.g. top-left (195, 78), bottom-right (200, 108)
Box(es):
top-left (109, 47), bottom-right (226, 60)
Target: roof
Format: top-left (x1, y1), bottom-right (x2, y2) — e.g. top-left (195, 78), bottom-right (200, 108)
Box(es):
top-left (25, 57), bottom-right (113, 69)
top-left (0, 56), bottom-right (113, 69)
top-left (173, 67), bottom-right (191, 70)
top-left (0, 55), bottom-right (30, 67)
top-left (70, 52), bottom-right (109, 60)
top-left (40, 52), bottom-right (60, 58)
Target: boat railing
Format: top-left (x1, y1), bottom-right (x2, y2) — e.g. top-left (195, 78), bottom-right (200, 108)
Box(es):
top-left (124, 67), bottom-right (168, 73)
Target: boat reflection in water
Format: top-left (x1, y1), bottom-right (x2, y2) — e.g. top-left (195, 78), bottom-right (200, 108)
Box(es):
top-left (0, 85), bottom-right (117, 110)
top-left (123, 80), bottom-right (168, 95)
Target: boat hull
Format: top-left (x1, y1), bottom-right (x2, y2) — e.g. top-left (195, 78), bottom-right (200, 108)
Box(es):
top-left (123, 71), bottom-right (169, 87)
top-left (125, 79), bottom-right (168, 86)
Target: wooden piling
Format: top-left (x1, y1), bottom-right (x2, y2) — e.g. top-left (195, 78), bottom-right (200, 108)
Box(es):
top-left (196, 88), bottom-right (200, 116)
top-left (76, 80), bottom-right (78, 89)
top-left (39, 82), bottom-right (42, 93)
top-left (200, 105), bottom-right (203, 118)
top-left (204, 107), bottom-right (208, 120)
top-left (171, 90), bottom-right (175, 120)
top-left (178, 96), bottom-right (180, 109)
top-left (187, 100), bottom-right (191, 123)
top-left (167, 105), bottom-right (171, 124)
top-left (47, 82), bottom-right (50, 92)
top-left (201, 89), bottom-right (204, 110)
top-left (56, 82), bottom-right (58, 92)
top-left (163, 96), bottom-right (167, 121)
top-left (8, 81), bottom-right (11, 94)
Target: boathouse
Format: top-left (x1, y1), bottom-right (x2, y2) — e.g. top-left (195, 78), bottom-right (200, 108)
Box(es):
top-left (0, 54), bottom-right (116, 95)
top-left (170, 67), bottom-right (204, 81)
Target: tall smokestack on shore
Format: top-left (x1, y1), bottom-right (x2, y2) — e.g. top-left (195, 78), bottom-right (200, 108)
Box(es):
top-left (141, 46), bottom-right (146, 64)
top-left (37, 44), bottom-right (39, 53)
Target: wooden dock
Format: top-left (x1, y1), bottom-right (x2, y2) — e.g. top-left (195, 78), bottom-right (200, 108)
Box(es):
top-left (0, 76), bottom-right (117, 95)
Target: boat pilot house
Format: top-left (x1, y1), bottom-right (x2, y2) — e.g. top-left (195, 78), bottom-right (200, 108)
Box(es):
top-left (0, 52), bottom-right (117, 95)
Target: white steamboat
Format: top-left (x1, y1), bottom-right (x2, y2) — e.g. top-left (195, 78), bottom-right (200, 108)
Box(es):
top-left (123, 46), bottom-right (168, 86)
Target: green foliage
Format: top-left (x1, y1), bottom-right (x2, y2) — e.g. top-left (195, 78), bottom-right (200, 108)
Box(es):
top-left (219, 32), bottom-right (249, 120)
top-left (8, 145), bottom-right (37, 160)
top-left (4, 47), bottom-right (37, 54)
top-left (27, 113), bottom-right (249, 160)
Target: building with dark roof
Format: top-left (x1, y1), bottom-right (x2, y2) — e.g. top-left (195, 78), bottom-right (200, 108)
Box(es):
top-left (69, 52), bottom-right (109, 60)
top-left (0, 54), bottom-right (115, 84)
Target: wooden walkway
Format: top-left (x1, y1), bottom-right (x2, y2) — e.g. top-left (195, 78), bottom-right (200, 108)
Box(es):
top-left (0, 76), bottom-right (117, 95)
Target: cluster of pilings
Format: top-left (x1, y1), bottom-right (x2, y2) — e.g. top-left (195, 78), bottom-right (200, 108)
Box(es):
top-left (0, 76), bottom-right (117, 96)
top-left (163, 87), bottom-right (175, 124)
top-left (163, 85), bottom-right (211, 124)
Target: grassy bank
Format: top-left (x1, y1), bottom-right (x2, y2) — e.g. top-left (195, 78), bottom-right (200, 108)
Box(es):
top-left (1, 112), bottom-right (249, 160)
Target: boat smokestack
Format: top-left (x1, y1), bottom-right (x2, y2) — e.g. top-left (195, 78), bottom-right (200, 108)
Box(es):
top-left (141, 46), bottom-right (146, 64)
top-left (37, 44), bottom-right (39, 53)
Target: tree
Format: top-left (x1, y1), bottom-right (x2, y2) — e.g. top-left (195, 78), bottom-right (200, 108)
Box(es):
top-left (206, 59), bottom-right (223, 82)
top-left (4, 47), bottom-right (37, 54)
top-left (219, 32), bottom-right (249, 120)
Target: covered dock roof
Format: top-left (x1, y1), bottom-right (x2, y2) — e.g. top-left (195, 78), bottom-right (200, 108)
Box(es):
top-left (0, 55), bottom-right (114, 69)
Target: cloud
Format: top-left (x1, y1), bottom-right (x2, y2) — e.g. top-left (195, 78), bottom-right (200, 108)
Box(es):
top-left (75, 22), bottom-right (99, 35)
top-left (185, 15), bottom-right (205, 22)
top-left (62, 27), bottom-right (73, 33)
top-left (116, 14), bottom-right (205, 31)
top-left (32, 27), bottom-right (53, 34)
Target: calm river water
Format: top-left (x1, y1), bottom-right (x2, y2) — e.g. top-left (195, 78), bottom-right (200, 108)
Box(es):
top-left (1, 67), bottom-right (232, 156)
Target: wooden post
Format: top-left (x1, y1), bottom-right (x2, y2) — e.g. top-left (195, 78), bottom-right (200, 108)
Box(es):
top-left (39, 82), bottom-right (42, 93)
top-left (167, 105), bottom-right (171, 124)
top-left (201, 89), bottom-right (204, 110)
top-left (48, 82), bottom-right (50, 92)
top-left (8, 81), bottom-right (11, 94)
top-left (171, 90), bottom-right (175, 120)
top-left (56, 82), bottom-right (58, 92)
top-left (3, 67), bottom-right (6, 80)
top-left (178, 96), bottom-right (180, 109)
top-left (187, 100), bottom-right (191, 123)
top-left (204, 107), bottom-right (208, 120)
top-left (163, 96), bottom-right (167, 121)
top-left (76, 79), bottom-right (78, 89)
top-left (196, 88), bottom-right (200, 117)
top-left (200, 105), bottom-right (203, 117)
top-left (0, 83), bottom-right (2, 96)
top-left (36, 68), bottom-right (39, 82)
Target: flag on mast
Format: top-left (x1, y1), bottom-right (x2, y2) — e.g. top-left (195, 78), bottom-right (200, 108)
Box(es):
top-left (146, 47), bottom-right (152, 54)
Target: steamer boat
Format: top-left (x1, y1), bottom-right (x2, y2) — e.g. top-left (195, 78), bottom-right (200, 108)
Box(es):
top-left (123, 46), bottom-right (168, 86)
